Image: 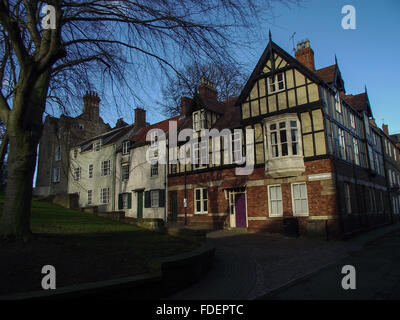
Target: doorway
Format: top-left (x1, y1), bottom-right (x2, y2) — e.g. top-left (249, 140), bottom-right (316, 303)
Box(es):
top-left (228, 187), bottom-right (247, 228)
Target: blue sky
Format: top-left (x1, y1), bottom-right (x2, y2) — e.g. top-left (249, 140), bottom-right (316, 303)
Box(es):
top-left (99, 0), bottom-right (400, 135)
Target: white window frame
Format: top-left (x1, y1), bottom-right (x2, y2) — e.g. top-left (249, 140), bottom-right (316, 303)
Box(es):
top-left (122, 193), bottom-right (129, 209)
top-left (194, 188), bottom-right (208, 214)
top-left (192, 110), bottom-right (207, 131)
top-left (100, 187), bottom-right (110, 204)
top-left (93, 141), bottom-right (101, 152)
top-left (87, 190), bottom-right (92, 205)
top-left (53, 167), bottom-right (60, 182)
top-left (353, 137), bottom-right (360, 165)
top-left (122, 141), bottom-right (130, 155)
top-left (337, 128), bottom-right (346, 159)
top-left (88, 164), bottom-right (93, 179)
top-left (266, 117), bottom-right (301, 159)
top-left (150, 190), bottom-right (159, 208)
top-left (232, 131), bottom-right (243, 163)
top-left (73, 167), bottom-right (81, 181)
top-left (267, 72), bottom-right (285, 93)
top-left (100, 160), bottom-right (111, 176)
top-left (291, 182), bottom-right (309, 216)
top-left (73, 148), bottom-right (78, 159)
top-left (268, 185), bottom-right (283, 217)
top-left (350, 113), bottom-right (356, 129)
top-left (55, 146), bottom-right (61, 161)
top-left (150, 161), bottom-right (158, 177)
top-left (334, 91), bottom-right (342, 113)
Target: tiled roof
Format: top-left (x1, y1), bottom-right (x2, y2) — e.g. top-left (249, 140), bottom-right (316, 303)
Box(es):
top-left (344, 93), bottom-right (367, 112)
top-left (315, 65), bottom-right (336, 83)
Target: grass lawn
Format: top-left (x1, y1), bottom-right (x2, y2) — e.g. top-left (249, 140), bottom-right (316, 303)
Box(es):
top-left (0, 195), bottom-right (198, 296)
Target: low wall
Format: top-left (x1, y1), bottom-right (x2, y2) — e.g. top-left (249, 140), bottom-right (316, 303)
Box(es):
top-left (0, 243), bottom-right (215, 300)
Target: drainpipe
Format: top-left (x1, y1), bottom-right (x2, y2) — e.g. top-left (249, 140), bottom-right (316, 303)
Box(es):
top-left (112, 144), bottom-right (116, 212)
top-left (184, 168), bottom-right (187, 225)
top-left (164, 139), bottom-right (168, 223)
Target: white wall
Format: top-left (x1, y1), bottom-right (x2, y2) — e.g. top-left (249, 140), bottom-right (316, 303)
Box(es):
top-left (68, 143), bottom-right (116, 212)
top-left (115, 144), bottom-right (167, 219)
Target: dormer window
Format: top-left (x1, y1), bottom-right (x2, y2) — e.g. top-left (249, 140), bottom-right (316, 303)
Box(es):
top-left (267, 72), bottom-right (285, 93)
top-left (193, 110), bottom-right (207, 131)
top-left (150, 131), bottom-right (159, 146)
top-left (93, 141), bottom-right (101, 152)
top-left (122, 141), bottom-right (130, 155)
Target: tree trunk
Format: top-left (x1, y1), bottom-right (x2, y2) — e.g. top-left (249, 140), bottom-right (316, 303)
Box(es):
top-left (0, 130), bottom-right (39, 242)
top-left (0, 132), bottom-right (8, 188)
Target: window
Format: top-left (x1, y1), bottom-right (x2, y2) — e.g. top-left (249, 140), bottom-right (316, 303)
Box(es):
top-left (292, 183), bottom-right (308, 215)
top-left (73, 167), bottom-right (81, 181)
top-left (87, 190), bottom-right (92, 205)
top-left (344, 183), bottom-right (352, 214)
top-left (334, 91), bottom-right (342, 113)
top-left (337, 128), bottom-right (346, 159)
top-left (101, 160), bottom-right (111, 176)
top-left (232, 131), bottom-right (243, 163)
top-left (55, 146), bottom-right (61, 161)
top-left (150, 190), bottom-right (159, 208)
top-left (353, 138), bottom-right (360, 165)
top-left (122, 193), bottom-right (129, 209)
top-left (93, 141), bottom-right (101, 152)
top-left (171, 164), bottom-right (177, 174)
top-left (193, 110), bottom-right (207, 131)
top-left (57, 128), bottom-right (63, 139)
top-left (350, 113), bottom-right (356, 129)
top-left (150, 162), bottom-right (158, 177)
top-left (100, 187), bottom-right (110, 204)
top-left (53, 167), bottom-right (60, 182)
top-left (149, 131), bottom-right (159, 146)
top-left (195, 188), bottom-right (208, 214)
top-left (268, 119), bottom-right (300, 158)
top-left (73, 149), bottom-right (78, 159)
top-left (122, 164), bottom-right (129, 181)
top-left (193, 140), bottom-right (208, 168)
top-left (88, 164), bottom-right (93, 178)
top-left (268, 185), bottom-right (283, 216)
top-left (122, 141), bottom-right (130, 155)
top-left (267, 72), bottom-right (285, 93)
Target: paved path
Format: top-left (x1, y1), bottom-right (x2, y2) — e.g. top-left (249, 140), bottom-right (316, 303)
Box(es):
top-left (169, 225), bottom-right (400, 300)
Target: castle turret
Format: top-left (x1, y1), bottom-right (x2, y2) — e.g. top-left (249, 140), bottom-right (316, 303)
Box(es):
top-left (83, 91), bottom-right (100, 119)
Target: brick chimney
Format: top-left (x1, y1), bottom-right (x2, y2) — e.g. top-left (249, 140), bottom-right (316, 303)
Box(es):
top-left (181, 97), bottom-right (192, 116)
top-left (134, 107), bottom-right (146, 131)
top-left (83, 91), bottom-right (100, 119)
top-left (295, 40), bottom-right (315, 71)
top-left (199, 76), bottom-right (218, 101)
top-left (382, 124), bottom-right (389, 136)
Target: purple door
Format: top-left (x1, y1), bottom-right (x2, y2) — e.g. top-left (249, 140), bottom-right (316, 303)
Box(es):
top-left (235, 193), bottom-right (247, 228)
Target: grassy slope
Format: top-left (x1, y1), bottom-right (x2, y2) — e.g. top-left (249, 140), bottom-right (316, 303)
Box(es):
top-left (0, 195), bottom-right (197, 295)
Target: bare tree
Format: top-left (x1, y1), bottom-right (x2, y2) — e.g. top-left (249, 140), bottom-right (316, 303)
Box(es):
top-left (161, 61), bottom-right (248, 117)
top-left (0, 0), bottom-right (300, 241)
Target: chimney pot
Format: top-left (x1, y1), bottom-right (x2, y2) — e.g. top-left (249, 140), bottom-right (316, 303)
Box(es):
top-left (382, 124), bottom-right (389, 135)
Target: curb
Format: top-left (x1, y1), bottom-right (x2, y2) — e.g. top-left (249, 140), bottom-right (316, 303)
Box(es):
top-left (0, 243), bottom-right (215, 300)
top-left (256, 224), bottom-right (400, 300)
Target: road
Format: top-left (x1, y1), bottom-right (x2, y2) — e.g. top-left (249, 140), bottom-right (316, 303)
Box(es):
top-left (261, 230), bottom-right (400, 300)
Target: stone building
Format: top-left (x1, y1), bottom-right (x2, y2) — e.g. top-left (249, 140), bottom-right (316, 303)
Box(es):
top-left (35, 92), bottom-right (111, 196)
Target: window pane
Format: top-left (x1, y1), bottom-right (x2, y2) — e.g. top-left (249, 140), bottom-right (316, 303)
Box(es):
top-left (203, 200), bottom-right (208, 212)
top-left (196, 189), bottom-right (200, 200)
top-left (271, 201), bottom-right (277, 214)
top-left (196, 200), bottom-right (201, 212)
top-left (270, 124), bottom-right (276, 130)
top-left (300, 184), bottom-right (307, 198)
top-left (279, 122), bottom-right (286, 129)
top-left (203, 189), bottom-right (208, 200)
top-left (290, 121), bottom-right (297, 128)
